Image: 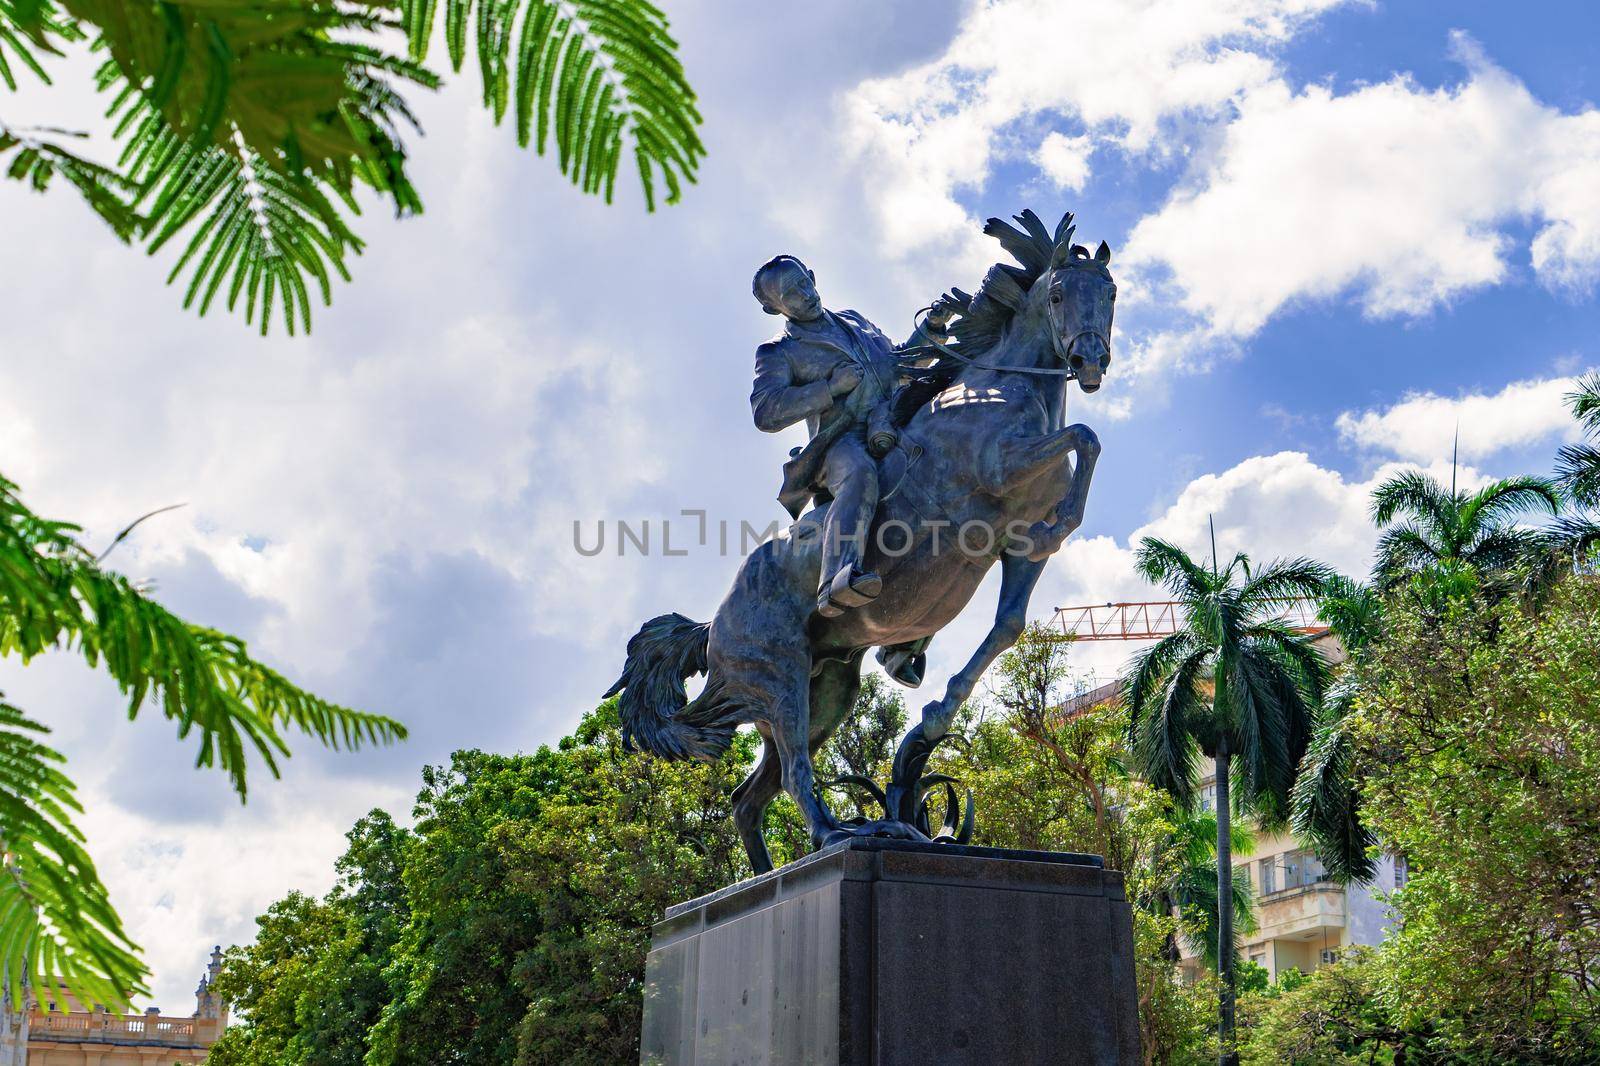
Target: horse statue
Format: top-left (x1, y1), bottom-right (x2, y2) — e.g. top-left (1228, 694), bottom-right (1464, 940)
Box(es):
top-left (607, 209), bottom-right (1115, 874)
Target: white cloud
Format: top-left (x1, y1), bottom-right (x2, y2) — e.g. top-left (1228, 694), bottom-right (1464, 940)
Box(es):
top-left (1124, 34), bottom-right (1600, 338)
top-left (842, 0), bottom-right (1352, 257)
top-left (1035, 132), bottom-right (1094, 193)
top-left (1025, 450), bottom-right (1493, 680)
top-left (1336, 374), bottom-right (1585, 463)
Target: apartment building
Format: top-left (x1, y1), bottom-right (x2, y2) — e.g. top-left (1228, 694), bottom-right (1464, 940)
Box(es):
top-left (1180, 776), bottom-right (1408, 981)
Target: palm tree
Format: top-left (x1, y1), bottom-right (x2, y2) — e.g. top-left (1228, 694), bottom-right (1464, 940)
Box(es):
top-left (1, 473), bottom-right (405, 1008)
top-left (1290, 575), bottom-right (1381, 883)
top-left (1124, 535), bottom-right (1330, 1063)
top-left (1556, 372), bottom-right (1600, 508)
top-left (1550, 373), bottom-right (1600, 571)
top-left (1165, 810), bottom-right (1257, 970)
top-left (1369, 470), bottom-right (1559, 593)
top-left (1, 0), bottom-right (702, 332)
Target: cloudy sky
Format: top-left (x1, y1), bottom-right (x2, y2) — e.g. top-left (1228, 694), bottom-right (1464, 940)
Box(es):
top-left (3, 0), bottom-right (1599, 1008)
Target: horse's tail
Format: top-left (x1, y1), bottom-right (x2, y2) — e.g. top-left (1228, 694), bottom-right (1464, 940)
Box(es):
top-left (603, 613), bottom-right (738, 761)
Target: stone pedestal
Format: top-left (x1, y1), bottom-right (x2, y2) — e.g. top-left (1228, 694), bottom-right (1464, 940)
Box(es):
top-left (641, 837), bottom-right (1141, 1065)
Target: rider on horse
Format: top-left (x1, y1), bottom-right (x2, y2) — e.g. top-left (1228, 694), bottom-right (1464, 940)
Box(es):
top-left (749, 254), bottom-right (947, 682)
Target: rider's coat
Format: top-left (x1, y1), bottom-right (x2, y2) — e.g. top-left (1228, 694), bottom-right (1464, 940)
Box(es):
top-left (750, 308), bottom-right (897, 518)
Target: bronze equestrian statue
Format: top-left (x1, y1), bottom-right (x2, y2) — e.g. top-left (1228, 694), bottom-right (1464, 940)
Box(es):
top-left (607, 210), bottom-right (1115, 874)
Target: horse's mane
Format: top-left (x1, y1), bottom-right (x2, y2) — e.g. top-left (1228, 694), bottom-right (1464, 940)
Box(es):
top-left (941, 209), bottom-right (1079, 359)
top-left (891, 210), bottom-right (1082, 421)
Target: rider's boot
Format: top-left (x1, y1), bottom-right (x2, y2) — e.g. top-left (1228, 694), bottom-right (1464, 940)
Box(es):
top-left (815, 565), bottom-right (882, 618)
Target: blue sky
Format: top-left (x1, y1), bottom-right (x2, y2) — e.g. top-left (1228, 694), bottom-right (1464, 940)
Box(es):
top-left (2, 0), bottom-right (1598, 1005)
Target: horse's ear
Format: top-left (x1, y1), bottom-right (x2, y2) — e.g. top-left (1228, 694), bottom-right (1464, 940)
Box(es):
top-left (1095, 240), bottom-right (1112, 265)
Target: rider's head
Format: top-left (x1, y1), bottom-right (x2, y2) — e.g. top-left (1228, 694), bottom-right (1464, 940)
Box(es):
top-left (753, 255), bottom-right (823, 321)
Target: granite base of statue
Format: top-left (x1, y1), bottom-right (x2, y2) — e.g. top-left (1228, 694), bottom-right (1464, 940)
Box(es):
top-left (639, 837), bottom-right (1141, 1065)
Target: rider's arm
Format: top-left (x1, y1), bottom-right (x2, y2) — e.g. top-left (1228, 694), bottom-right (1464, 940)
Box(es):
top-left (751, 342), bottom-right (834, 433)
top-left (897, 301), bottom-right (954, 354)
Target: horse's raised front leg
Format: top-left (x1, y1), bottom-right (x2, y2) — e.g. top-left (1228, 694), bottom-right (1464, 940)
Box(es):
top-left (887, 552), bottom-right (1046, 822)
top-left (979, 422), bottom-right (1101, 500)
top-left (1024, 424), bottom-right (1101, 561)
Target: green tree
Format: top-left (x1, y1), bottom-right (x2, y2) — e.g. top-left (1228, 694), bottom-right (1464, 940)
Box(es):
top-left (207, 811), bottom-right (414, 1066)
top-left (1237, 949), bottom-right (1417, 1065)
top-left (210, 700), bottom-right (794, 1065)
top-left (0, 473), bottom-right (403, 1011)
top-left (363, 747), bottom-right (568, 1065)
top-left (1369, 468), bottom-right (1559, 594)
top-left (1123, 536), bottom-right (1330, 1063)
top-left (1346, 581), bottom-right (1600, 1059)
top-left (1, 0), bottom-right (702, 332)
top-left (502, 701), bottom-right (756, 1064)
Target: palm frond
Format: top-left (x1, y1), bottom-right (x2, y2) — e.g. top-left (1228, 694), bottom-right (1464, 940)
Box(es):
top-left (400, 0), bottom-right (702, 208)
top-left (0, 474), bottom-right (407, 797)
top-left (0, 698), bottom-right (147, 1010)
top-left (87, 4), bottom-right (435, 333)
top-left (1236, 556), bottom-right (1331, 615)
top-left (1317, 575), bottom-right (1383, 652)
top-left (1564, 372), bottom-right (1600, 436)
top-left (1458, 476), bottom-right (1560, 530)
top-left (1134, 537), bottom-right (1214, 602)
top-left (1130, 646), bottom-right (1210, 807)
top-left (1555, 442), bottom-right (1600, 510)
top-left (130, 122), bottom-right (364, 336)
top-left (1291, 680), bottom-right (1377, 883)
top-left (1371, 524), bottom-right (1442, 590)
top-left (1466, 526), bottom-right (1548, 576)
top-left (1369, 470), bottom-right (1451, 530)
top-left (0, 0), bottom-right (75, 89)
top-left (1230, 639), bottom-right (1320, 826)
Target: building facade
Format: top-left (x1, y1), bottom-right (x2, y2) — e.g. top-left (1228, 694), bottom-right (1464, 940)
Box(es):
top-left (1, 949), bottom-right (227, 1065)
top-left (1179, 781), bottom-right (1408, 982)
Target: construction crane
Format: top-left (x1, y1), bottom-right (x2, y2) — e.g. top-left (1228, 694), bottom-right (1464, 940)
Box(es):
top-left (1040, 598), bottom-right (1331, 722)
top-left (1047, 599), bottom-right (1326, 642)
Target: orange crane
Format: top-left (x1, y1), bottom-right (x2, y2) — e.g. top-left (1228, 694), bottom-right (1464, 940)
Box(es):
top-left (1047, 599), bottom-right (1326, 641)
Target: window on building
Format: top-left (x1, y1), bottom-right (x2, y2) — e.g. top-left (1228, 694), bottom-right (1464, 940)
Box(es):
top-left (1198, 782), bottom-right (1216, 813)
top-left (1320, 948), bottom-right (1339, 966)
top-left (1258, 856), bottom-right (1277, 895)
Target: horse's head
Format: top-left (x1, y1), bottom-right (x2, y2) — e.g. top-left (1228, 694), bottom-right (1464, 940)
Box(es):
top-left (1039, 237), bottom-right (1115, 393)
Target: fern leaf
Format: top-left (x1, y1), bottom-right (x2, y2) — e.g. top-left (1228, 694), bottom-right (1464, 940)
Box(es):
top-left (0, 472), bottom-right (407, 800)
top-left (0, 698), bottom-right (148, 1011)
top-left (0, 127), bottom-right (139, 238)
top-left (400, 0), bottom-right (703, 208)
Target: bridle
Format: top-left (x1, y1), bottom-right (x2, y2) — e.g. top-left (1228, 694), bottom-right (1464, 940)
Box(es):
top-left (908, 261), bottom-right (1110, 380)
